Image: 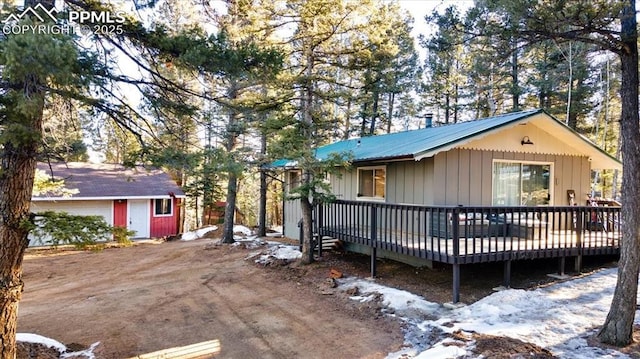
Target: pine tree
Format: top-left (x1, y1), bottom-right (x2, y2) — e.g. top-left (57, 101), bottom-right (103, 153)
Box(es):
top-left (469, 0), bottom-right (638, 347)
top-left (422, 6), bottom-right (466, 123)
top-left (0, 0), bottom-right (282, 354)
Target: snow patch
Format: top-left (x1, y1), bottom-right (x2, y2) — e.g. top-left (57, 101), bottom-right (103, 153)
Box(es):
top-left (17, 333), bottom-right (66, 353)
top-left (254, 244), bottom-right (301, 265)
top-left (181, 225), bottom-right (217, 241)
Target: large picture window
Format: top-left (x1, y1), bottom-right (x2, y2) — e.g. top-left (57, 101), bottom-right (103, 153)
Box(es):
top-left (357, 166), bottom-right (386, 200)
top-left (493, 161), bottom-right (551, 205)
top-left (154, 198), bottom-right (173, 216)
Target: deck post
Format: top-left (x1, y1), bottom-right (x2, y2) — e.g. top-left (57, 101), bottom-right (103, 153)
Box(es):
top-left (452, 263), bottom-right (460, 303)
top-left (316, 205), bottom-right (323, 258)
top-left (370, 205), bottom-right (378, 278)
top-left (298, 218), bottom-right (303, 251)
top-left (574, 208), bottom-right (583, 272)
top-left (451, 207), bottom-right (461, 304)
top-left (503, 260), bottom-right (511, 288)
top-left (452, 207), bottom-right (460, 257)
top-left (559, 257), bottom-right (566, 276)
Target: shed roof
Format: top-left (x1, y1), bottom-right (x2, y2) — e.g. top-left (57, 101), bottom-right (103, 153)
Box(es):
top-left (33, 162), bottom-right (186, 201)
top-left (275, 109), bottom-right (621, 170)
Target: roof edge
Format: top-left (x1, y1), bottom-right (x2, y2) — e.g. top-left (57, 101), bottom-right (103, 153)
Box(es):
top-left (414, 109), bottom-right (545, 161)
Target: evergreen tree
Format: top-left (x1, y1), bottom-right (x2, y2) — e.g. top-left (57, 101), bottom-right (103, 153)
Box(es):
top-left (422, 6), bottom-right (466, 123)
top-left (470, 0), bottom-right (637, 347)
top-left (0, 0), bottom-right (281, 354)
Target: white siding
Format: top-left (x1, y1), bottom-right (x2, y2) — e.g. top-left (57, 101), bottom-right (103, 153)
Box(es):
top-left (31, 200), bottom-right (113, 223)
top-left (29, 200), bottom-right (114, 246)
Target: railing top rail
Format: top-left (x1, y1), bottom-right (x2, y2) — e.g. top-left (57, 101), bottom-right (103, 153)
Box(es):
top-left (328, 199), bottom-right (621, 211)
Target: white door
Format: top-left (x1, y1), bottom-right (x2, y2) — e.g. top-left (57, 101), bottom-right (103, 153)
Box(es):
top-left (128, 199), bottom-right (150, 238)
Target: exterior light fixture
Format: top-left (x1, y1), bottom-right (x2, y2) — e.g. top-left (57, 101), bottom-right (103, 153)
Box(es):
top-left (521, 136), bottom-right (534, 145)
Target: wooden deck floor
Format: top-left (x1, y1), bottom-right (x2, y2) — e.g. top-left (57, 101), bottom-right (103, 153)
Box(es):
top-left (320, 225), bottom-right (620, 264)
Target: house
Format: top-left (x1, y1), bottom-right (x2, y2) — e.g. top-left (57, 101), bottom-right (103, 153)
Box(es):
top-left (281, 109), bottom-right (621, 238)
top-left (278, 109), bottom-right (623, 302)
top-left (31, 162), bottom-right (186, 242)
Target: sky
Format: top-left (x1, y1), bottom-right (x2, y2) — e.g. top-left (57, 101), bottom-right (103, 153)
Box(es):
top-left (16, 237), bottom-right (638, 358)
top-left (398, 0), bottom-right (473, 58)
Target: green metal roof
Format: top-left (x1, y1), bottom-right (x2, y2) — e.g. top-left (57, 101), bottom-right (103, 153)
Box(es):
top-left (316, 109), bottom-right (543, 162)
top-left (273, 108), bottom-right (621, 170)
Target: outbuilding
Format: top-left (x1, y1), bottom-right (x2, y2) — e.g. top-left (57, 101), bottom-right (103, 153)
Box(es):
top-left (31, 162), bottom-right (185, 242)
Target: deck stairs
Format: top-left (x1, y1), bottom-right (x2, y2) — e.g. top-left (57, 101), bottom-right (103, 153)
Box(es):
top-left (316, 235), bottom-right (342, 251)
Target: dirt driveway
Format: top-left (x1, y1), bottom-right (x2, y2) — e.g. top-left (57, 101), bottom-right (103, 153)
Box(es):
top-left (17, 239), bottom-right (403, 358)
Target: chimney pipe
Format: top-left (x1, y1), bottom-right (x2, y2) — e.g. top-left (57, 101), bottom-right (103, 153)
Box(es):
top-left (425, 113), bottom-right (433, 128)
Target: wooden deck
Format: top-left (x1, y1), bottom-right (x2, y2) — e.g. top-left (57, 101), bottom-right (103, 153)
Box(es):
top-left (321, 226), bottom-right (620, 262)
top-left (314, 200), bottom-right (621, 303)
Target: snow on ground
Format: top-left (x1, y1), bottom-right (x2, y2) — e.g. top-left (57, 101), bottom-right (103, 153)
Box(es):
top-left (16, 333), bottom-right (100, 359)
top-left (338, 267), bottom-right (636, 359)
top-left (181, 225), bottom-right (218, 241)
top-left (251, 242), bottom-right (301, 264)
top-left (258, 245), bottom-right (638, 358)
top-left (17, 242), bottom-right (638, 359)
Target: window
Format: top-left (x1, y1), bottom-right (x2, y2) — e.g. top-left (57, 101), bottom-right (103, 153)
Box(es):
top-left (492, 161), bottom-right (551, 205)
top-left (154, 198), bottom-right (173, 216)
top-left (357, 166), bottom-right (386, 200)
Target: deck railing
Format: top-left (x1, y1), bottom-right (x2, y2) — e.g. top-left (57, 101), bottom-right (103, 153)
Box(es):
top-left (315, 200), bottom-right (621, 265)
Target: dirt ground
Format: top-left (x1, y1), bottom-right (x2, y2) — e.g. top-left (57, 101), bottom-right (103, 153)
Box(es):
top-left (17, 239), bottom-right (403, 359)
top-left (15, 237), bottom-right (625, 358)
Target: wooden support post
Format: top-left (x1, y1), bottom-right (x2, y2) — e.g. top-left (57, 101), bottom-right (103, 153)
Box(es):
top-left (574, 208), bottom-right (583, 273)
top-left (370, 205), bottom-right (377, 278)
top-left (559, 257), bottom-right (566, 276)
top-left (451, 207), bottom-right (461, 304)
top-left (316, 205), bottom-right (323, 258)
top-left (370, 247), bottom-right (377, 278)
top-left (503, 260), bottom-right (511, 288)
top-left (298, 219), bottom-right (303, 252)
top-left (452, 263), bottom-right (460, 304)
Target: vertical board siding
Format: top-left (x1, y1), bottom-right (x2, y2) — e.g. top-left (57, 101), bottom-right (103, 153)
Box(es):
top-left (481, 151), bottom-right (493, 204)
top-left (445, 150), bottom-right (459, 204)
top-left (469, 151), bottom-right (482, 205)
top-left (435, 149), bottom-right (589, 206)
top-left (284, 198), bottom-right (302, 239)
top-left (414, 160), bottom-right (427, 204)
top-left (150, 198), bottom-right (180, 237)
top-left (434, 153), bottom-right (446, 204)
top-left (281, 149), bottom-right (592, 240)
top-left (458, 149), bottom-right (471, 204)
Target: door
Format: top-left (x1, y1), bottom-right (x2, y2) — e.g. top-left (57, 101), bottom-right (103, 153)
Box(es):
top-left (128, 199), bottom-right (150, 238)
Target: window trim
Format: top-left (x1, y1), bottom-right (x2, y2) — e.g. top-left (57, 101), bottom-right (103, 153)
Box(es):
top-left (154, 198), bottom-right (173, 217)
top-left (356, 165), bottom-right (386, 201)
top-left (492, 159), bottom-right (554, 206)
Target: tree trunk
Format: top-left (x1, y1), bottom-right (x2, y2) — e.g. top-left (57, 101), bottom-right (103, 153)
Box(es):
top-left (222, 171), bottom-right (238, 243)
top-left (511, 39), bottom-right (519, 111)
top-left (299, 34), bottom-right (315, 264)
top-left (299, 185), bottom-right (314, 265)
top-left (597, 0), bottom-right (639, 346)
top-left (360, 100), bottom-right (369, 137)
top-left (386, 92), bottom-right (395, 134)
top-left (257, 132), bottom-right (267, 237)
top-left (368, 89), bottom-right (379, 135)
top-left (0, 93), bottom-right (44, 357)
top-left (221, 84), bottom-right (240, 243)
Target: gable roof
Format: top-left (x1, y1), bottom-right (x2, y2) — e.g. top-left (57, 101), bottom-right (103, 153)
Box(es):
top-left (33, 162), bottom-right (186, 201)
top-left (275, 109), bottom-right (621, 170)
